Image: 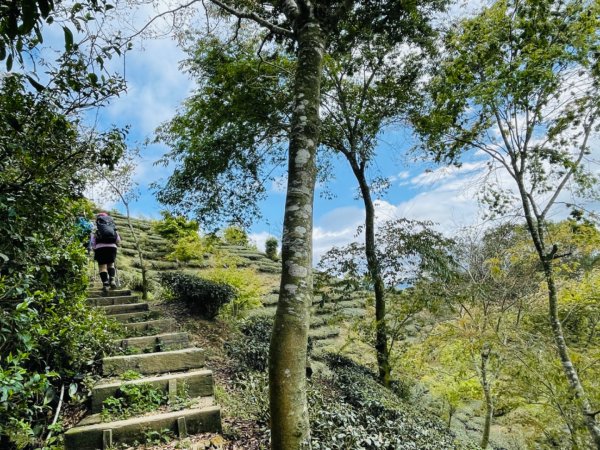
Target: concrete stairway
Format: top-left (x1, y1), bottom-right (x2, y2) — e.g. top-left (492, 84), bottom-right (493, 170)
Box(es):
top-left (64, 285), bottom-right (221, 450)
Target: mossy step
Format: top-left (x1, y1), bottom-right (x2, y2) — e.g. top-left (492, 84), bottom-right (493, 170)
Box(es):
top-left (88, 289), bottom-right (132, 298)
top-left (81, 396), bottom-right (215, 427)
top-left (88, 295), bottom-right (140, 307)
top-left (102, 347), bottom-right (205, 376)
top-left (109, 311), bottom-right (156, 323)
top-left (64, 404), bottom-right (220, 450)
top-left (91, 369), bottom-right (213, 413)
top-left (101, 302), bottom-right (149, 316)
top-left (114, 332), bottom-right (190, 354)
top-left (121, 319), bottom-right (177, 336)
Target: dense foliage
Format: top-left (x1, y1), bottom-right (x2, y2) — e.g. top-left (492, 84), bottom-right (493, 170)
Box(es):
top-left (0, 76), bottom-right (122, 449)
top-left (158, 272), bottom-right (235, 319)
top-left (222, 225), bottom-right (249, 247)
top-left (203, 263), bottom-right (264, 319)
top-left (152, 211), bottom-right (199, 241)
top-left (219, 316), bottom-right (464, 448)
top-left (225, 316), bottom-right (274, 372)
top-left (265, 237), bottom-right (279, 261)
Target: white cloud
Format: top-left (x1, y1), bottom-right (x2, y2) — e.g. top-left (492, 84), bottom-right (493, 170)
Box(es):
top-left (248, 231), bottom-right (278, 254)
top-left (310, 164), bottom-right (489, 263)
top-left (408, 161), bottom-right (486, 188)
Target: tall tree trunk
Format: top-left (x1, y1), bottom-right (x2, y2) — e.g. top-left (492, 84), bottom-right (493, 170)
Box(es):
top-left (479, 345), bottom-right (493, 449)
top-left (269, 20), bottom-right (324, 450)
top-left (352, 165), bottom-right (390, 386)
top-left (543, 260), bottom-right (600, 448)
top-left (514, 174), bottom-right (600, 447)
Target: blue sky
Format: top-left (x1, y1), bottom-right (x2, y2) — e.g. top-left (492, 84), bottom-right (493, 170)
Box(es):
top-left (76, 1), bottom-right (493, 261)
top-left (75, 0), bottom-right (598, 262)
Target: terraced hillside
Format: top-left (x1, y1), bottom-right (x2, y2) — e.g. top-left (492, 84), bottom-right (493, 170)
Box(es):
top-left (66, 212), bottom-right (467, 449)
top-left (110, 212), bottom-right (369, 353)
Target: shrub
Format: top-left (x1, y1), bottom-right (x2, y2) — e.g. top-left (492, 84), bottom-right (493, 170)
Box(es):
top-left (225, 316), bottom-right (274, 372)
top-left (216, 371), bottom-right (270, 425)
top-left (265, 236), bottom-right (279, 261)
top-left (152, 211), bottom-right (199, 242)
top-left (167, 234), bottom-right (205, 262)
top-left (158, 272), bottom-right (235, 319)
top-left (223, 225), bottom-right (249, 246)
top-left (307, 354), bottom-right (463, 450)
top-left (203, 266), bottom-right (264, 318)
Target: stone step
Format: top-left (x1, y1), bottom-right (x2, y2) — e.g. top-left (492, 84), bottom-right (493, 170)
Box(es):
top-left (82, 396), bottom-right (215, 427)
top-left (102, 347), bottom-right (205, 376)
top-left (121, 319), bottom-right (177, 336)
top-left (101, 302), bottom-right (149, 316)
top-left (64, 404), bottom-right (221, 450)
top-left (88, 289), bottom-right (132, 298)
top-left (114, 332), bottom-right (189, 353)
top-left (88, 295), bottom-right (139, 307)
top-left (91, 369), bottom-right (213, 413)
top-left (109, 311), bottom-right (154, 323)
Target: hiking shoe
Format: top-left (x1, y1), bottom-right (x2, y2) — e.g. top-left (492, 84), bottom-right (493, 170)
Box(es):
top-left (102, 284), bottom-right (109, 295)
top-left (110, 280), bottom-right (117, 289)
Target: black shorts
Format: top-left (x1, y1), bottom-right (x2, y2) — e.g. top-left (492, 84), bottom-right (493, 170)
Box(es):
top-left (94, 247), bottom-right (117, 265)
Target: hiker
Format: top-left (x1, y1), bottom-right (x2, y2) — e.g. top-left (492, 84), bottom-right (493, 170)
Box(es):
top-left (91, 212), bottom-right (121, 293)
top-left (75, 215), bottom-right (93, 252)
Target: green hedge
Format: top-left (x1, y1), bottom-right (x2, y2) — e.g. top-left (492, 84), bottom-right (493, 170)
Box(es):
top-left (158, 272), bottom-right (235, 319)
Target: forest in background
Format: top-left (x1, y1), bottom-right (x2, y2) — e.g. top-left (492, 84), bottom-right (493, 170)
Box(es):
top-left (1, 0), bottom-right (599, 448)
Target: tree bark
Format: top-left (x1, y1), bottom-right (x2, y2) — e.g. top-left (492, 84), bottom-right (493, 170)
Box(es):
top-left (479, 346), bottom-right (493, 449)
top-left (352, 164), bottom-right (390, 386)
top-left (269, 20), bottom-right (324, 450)
top-left (514, 173), bottom-right (600, 447)
top-left (543, 260), bottom-right (600, 448)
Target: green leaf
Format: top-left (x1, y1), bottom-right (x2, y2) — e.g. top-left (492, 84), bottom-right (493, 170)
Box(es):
top-left (37, 0), bottom-right (52, 18)
top-left (6, 54), bottom-right (13, 71)
top-left (26, 75), bottom-right (45, 92)
top-left (68, 383), bottom-right (78, 398)
top-left (63, 26), bottom-right (74, 51)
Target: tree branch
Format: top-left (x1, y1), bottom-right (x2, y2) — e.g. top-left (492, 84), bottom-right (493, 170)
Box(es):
top-left (123, 0), bottom-right (204, 45)
top-left (540, 115), bottom-right (595, 220)
top-left (208, 0), bottom-right (294, 37)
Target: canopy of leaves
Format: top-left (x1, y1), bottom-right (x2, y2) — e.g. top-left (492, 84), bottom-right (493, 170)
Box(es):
top-left (319, 218), bottom-right (455, 289)
top-left (153, 36), bottom-right (292, 227)
top-left (413, 0), bottom-right (600, 209)
top-left (152, 210), bottom-right (199, 242)
top-left (0, 0), bottom-right (121, 70)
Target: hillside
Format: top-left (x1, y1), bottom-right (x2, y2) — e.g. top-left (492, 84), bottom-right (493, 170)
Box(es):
top-left (71, 211), bottom-right (472, 449)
